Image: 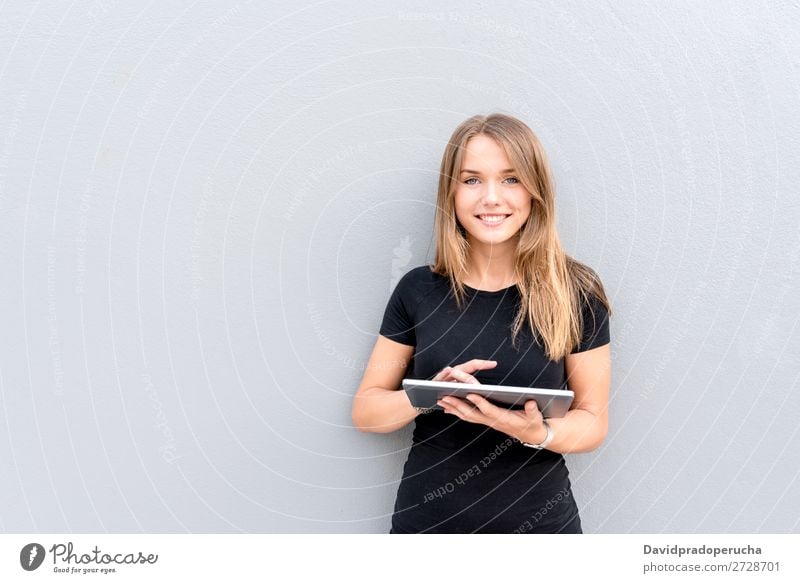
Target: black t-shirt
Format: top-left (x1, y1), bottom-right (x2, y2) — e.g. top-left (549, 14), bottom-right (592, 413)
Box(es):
top-left (379, 265), bottom-right (610, 533)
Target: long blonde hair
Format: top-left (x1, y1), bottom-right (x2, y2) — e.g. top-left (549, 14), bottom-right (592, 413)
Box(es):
top-left (431, 113), bottom-right (611, 361)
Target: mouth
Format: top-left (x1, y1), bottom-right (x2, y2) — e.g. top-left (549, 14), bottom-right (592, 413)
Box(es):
top-left (475, 213), bottom-right (511, 227)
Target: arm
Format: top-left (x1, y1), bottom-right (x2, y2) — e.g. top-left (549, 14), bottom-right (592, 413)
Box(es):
top-left (520, 343), bottom-right (611, 453)
top-left (438, 343), bottom-right (611, 453)
top-left (351, 335), bottom-right (417, 433)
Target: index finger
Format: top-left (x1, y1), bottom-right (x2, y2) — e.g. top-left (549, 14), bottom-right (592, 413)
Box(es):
top-left (457, 359), bottom-right (498, 373)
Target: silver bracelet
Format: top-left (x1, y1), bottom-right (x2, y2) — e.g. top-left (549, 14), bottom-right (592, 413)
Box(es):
top-left (517, 419), bottom-right (553, 449)
top-left (414, 406), bottom-right (437, 415)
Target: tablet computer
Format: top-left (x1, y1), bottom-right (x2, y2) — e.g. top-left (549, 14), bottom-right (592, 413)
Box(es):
top-left (402, 379), bottom-right (574, 418)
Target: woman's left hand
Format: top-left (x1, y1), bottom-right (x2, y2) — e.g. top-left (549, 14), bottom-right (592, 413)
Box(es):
top-left (438, 393), bottom-right (547, 443)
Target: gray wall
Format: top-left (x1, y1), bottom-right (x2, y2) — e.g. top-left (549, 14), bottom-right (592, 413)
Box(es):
top-left (1, 0), bottom-right (798, 533)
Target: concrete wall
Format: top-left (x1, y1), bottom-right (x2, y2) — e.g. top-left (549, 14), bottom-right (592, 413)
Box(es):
top-left (1, 0), bottom-right (798, 532)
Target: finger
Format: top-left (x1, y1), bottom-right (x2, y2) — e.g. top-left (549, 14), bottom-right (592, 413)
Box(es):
top-left (447, 367), bottom-right (480, 384)
top-left (438, 397), bottom-right (463, 418)
top-left (524, 399), bottom-right (542, 416)
top-left (440, 397), bottom-right (498, 429)
top-left (459, 359), bottom-right (498, 374)
top-left (440, 395), bottom-right (475, 413)
top-left (432, 366), bottom-right (453, 381)
top-left (442, 404), bottom-right (466, 420)
top-left (465, 393), bottom-right (501, 414)
top-left (464, 394), bottom-right (510, 429)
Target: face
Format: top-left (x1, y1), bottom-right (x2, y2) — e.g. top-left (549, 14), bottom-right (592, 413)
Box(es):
top-left (454, 134), bottom-right (532, 251)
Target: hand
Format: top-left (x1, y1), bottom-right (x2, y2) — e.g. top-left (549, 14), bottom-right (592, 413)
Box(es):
top-left (438, 393), bottom-right (548, 444)
top-left (432, 359), bottom-right (497, 384)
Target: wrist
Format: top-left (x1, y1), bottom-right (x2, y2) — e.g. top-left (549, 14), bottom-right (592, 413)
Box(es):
top-left (516, 420), bottom-right (553, 449)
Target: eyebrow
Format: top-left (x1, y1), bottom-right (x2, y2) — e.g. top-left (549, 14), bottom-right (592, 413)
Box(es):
top-left (460, 168), bottom-right (516, 174)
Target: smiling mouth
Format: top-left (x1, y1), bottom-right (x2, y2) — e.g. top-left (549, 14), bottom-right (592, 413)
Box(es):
top-left (475, 214), bottom-right (511, 225)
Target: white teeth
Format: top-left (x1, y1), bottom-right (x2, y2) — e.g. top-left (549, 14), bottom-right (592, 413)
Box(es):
top-left (479, 215), bottom-right (508, 223)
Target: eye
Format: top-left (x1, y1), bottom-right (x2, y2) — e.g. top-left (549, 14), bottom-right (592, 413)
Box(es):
top-left (504, 176), bottom-right (520, 184)
top-left (464, 177), bottom-right (479, 185)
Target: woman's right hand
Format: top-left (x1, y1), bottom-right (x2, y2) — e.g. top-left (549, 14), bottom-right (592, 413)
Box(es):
top-left (432, 359), bottom-right (498, 385)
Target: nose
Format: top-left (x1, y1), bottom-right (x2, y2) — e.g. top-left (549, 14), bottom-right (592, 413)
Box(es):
top-left (484, 180), bottom-right (500, 204)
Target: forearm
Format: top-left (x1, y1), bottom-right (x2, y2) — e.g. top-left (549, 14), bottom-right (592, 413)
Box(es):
top-left (352, 386), bottom-right (419, 433)
top-left (514, 408), bottom-right (607, 454)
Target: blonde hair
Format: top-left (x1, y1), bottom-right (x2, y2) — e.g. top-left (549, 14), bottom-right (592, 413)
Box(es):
top-left (431, 113), bottom-right (611, 361)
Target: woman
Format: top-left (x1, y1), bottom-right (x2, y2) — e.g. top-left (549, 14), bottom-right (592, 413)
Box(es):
top-left (351, 113), bottom-right (612, 534)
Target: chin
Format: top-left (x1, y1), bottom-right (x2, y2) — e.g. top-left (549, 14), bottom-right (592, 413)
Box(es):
top-left (468, 232), bottom-right (520, 247)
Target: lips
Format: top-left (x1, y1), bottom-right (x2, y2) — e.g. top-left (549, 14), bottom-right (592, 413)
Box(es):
top-left (475, 213), bottom-right (511, 226)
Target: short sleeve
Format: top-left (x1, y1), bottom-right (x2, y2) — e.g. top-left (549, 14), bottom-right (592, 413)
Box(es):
top-left (571, 292), bottom-right (610, 354)
top-left (379, 271), bottom-right (418, 346)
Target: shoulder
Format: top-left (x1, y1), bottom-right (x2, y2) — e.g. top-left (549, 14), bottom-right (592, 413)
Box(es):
top-left (579, 289), bottom-right (610, 323)
top-left (393, 265), bottom-right (444, 290)
top-left (404, 264), bottom-right (439, 280)
top-left (567, 258), bottom-right (611, 315)
top-left (569, 263), bottom-right (612, 350)
top-left (389, 265), bottom-right (449, 311)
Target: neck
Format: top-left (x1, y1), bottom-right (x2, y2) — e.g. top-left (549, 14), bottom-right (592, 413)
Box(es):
top-left (464, 238), bottom-right (518, 289)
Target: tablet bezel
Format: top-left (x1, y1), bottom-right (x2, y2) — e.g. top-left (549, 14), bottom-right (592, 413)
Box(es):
top-left (401, 379), bottom-right (574, 418)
